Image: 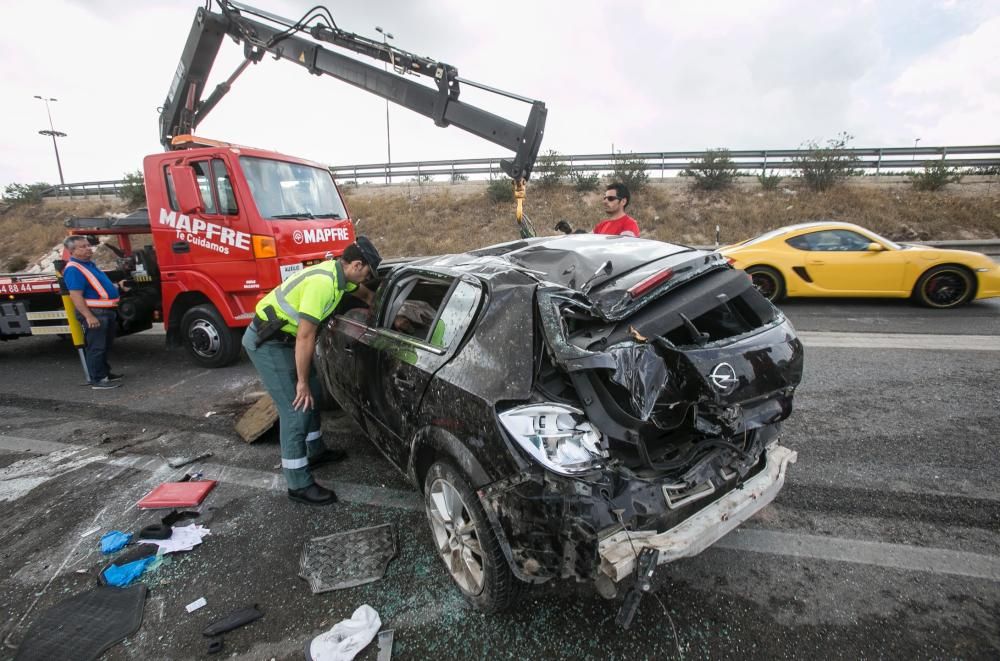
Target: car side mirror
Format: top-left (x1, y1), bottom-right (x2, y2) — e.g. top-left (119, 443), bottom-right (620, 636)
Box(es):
top-left (867, 242), bottom-right (885, 252)
top-left (168, 164), bottom-right (204, 215)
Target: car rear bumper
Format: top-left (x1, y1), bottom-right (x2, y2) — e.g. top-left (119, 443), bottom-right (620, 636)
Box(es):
top-left (597, 443), bottom-right (797, 582)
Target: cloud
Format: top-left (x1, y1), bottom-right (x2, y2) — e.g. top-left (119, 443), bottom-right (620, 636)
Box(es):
top-left (0, 0), bottom-right (996, 187)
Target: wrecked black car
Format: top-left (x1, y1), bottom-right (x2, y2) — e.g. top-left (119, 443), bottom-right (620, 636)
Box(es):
top-left (316, 234), bottom-right (803, 612)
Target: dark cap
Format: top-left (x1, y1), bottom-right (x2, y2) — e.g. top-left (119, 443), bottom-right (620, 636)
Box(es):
top-left (355, 235), bottom-right (381, 270)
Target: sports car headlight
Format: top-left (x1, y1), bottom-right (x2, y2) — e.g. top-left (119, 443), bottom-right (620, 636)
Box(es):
top-left (498, 403), bottom-right (607, 475)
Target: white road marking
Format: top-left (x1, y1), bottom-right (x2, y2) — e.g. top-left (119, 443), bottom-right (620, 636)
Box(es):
top-left (714, 528), bottom-right (1000, 581)
top-left (797, 331), bottom-right (1000, 351)
top-left (2, 434), bottom-right (998, 581)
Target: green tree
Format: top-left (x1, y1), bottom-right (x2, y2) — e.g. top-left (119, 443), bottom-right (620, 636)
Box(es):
top-left (2, 182), bottom-right (52, 205)
top-left (119, 169), bottom-right (146, 208)
top-left (792, 132), bottom-right (860, 191)
top-left (910, 161), bottom-right (963, 191)
top-left (571, 170), bottom-right (601, 192)
top-left (610, 152), bottom-right (650, 192)
top-left (757, 170), bottom-right (783, 190)
top-left (486, 175), bottom-right (514, 203)
top-left (534, 150), bottom-right (571, 189)
top-left (683, 149), bottom-right (737, 191)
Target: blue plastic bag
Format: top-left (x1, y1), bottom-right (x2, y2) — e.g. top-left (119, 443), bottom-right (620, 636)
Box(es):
top-left (102, 556), bottom-right (156, 587)
top-left (100, 530), bottom-right (132, 554)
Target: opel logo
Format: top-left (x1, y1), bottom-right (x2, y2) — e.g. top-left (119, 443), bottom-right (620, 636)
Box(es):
top-left (292, 230), bottom-right (304, 244)
top-left (709, 362), bottom-right (738, 393)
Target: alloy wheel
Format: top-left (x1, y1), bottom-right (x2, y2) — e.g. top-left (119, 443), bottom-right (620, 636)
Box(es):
top-left (426, 477), bottom-right (485, 594)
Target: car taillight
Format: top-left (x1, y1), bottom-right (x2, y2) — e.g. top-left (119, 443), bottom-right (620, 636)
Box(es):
top-left (627, 268), bottom-right (674, 298)
top-left (252, 235), bottom-right (277, 259)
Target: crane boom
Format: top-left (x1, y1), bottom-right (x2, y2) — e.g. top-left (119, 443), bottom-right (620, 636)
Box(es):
top-left (160, 1), bottom-right (546, 181)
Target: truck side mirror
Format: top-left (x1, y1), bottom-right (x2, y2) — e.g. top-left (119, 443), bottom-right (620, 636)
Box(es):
top-left (168, 164), bottom-right (204, 215)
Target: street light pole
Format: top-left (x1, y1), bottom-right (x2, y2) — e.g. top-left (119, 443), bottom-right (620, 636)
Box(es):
top-left (375, 26), bottom-right (394, 185)
top-left (912, 137), bottom-right (920, 162)
top-left (34, 95), bottom-right (66, 185)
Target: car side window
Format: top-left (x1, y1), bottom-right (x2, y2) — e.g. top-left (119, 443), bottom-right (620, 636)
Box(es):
top-left (383, 277), bottom-right (452, 342)
top-left (431, 280), bottom-right (482, 349)
top-left (834, 230), bottom-right (873, 251)
top-left (793, 229), bottom-right (871, 252)
top-left (785, 235), bottom-right (813, 251)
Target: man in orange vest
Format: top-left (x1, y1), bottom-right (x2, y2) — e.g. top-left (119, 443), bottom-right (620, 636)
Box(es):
top-left (63, 236), bottom-right (128, 389)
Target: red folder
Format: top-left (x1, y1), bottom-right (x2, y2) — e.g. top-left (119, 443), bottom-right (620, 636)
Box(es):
top-left (137, 480), bottom-right (217, 509)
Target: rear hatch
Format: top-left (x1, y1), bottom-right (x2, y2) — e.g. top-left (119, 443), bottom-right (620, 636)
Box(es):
top-left (535, 250), bottom-right (803, 481)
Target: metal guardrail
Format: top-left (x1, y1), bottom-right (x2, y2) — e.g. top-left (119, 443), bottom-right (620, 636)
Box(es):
top-left (329, 144), bottom-right (1000, 182)
top-left (37, 145), bottom-right (1000, 196)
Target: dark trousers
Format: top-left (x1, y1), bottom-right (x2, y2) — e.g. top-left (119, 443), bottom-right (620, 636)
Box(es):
top-left (77, 308), bottom-right (117, 383)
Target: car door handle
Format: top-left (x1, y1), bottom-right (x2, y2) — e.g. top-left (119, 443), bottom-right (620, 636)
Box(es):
top-left (806, 259), bottom-right (825, 265)
top-left (392, 374), bottom-right (415, 389)
top-left (171, 240), bottom-right (190, 254)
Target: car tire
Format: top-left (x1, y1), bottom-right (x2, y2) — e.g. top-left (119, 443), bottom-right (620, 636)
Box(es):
top-left (912, 265), bottom-right (974, 309)
top-left (423, 460), bottom-right (521, 612)
top-left (747, 265), bottom-right (785, 302)
top-left (180, 304), bottom-right (242, 367)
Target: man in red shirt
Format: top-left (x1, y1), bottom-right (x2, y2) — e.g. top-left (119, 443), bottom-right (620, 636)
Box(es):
top-left (593, 182), bottom-right (640, 237)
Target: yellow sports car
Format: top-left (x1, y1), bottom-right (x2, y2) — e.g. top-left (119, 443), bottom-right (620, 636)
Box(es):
top-left (719, 221), bottom-right (1000, 308)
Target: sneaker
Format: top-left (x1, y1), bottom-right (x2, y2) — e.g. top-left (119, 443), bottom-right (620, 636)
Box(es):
top-left (308, 448), bottom-right (347, 468)
top-left (91, 378), bottom-right (121, 390)
top-left (107, 372), bottom-right (124, 382)
top-left (287, 483), bottom-right (338, 506)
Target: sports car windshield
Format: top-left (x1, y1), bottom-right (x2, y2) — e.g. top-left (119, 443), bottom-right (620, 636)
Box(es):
top-left (240, 156), bottom-right (348, 221)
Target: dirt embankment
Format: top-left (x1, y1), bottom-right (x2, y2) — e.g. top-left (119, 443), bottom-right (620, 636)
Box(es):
top-left (2, 179), bottom-right (998, 270)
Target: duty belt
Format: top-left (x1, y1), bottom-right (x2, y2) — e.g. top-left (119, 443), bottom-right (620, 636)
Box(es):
top-left (251, 315), bottom-right (296, 345)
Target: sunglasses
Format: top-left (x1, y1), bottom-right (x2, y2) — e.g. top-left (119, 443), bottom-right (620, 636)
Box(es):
top-left (602, 195), bottom-right (620, 202)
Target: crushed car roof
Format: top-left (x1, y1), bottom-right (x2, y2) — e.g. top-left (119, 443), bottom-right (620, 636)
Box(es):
top-left (405, 235), bottom-right (699, 291)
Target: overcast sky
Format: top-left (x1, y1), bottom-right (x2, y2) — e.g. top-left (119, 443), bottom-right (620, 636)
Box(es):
top-left (1, 0), bottom-right (998, 186)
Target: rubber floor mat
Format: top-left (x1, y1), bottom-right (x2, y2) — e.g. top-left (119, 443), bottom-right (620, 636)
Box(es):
top-left (299, 523), bottom-right (397, 593)
top-left (15, 584), bottom-right (147, 661)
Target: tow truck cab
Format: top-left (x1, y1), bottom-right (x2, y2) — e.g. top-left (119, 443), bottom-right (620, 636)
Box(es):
top-left (136, 139), bottom-right (356, 366)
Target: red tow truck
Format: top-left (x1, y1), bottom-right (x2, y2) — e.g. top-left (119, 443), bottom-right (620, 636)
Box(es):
top-left (0, 0), bottom-right (546, 367)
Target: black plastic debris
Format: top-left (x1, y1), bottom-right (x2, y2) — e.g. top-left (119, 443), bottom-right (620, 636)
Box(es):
top-left (299, 524), bottom-right (397, 593)
top-left (14, 584), bottom-right (147, 661)
top-left (202, 605), bottom-right (263, 637)
top-left (609, 343), bottom-right (669, 421)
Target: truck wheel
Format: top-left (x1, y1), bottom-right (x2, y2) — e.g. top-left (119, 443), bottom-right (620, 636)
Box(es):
top-left (424, 460), bottom-right (521, 612)
top-left (180, 304), bottom-right (242, 367)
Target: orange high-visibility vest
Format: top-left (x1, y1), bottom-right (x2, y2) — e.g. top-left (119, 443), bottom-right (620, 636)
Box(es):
top-left (64, 261), bottom-right (120, 308)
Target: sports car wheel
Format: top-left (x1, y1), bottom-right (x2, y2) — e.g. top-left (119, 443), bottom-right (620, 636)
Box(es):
top-left (747, 266), bottom-right (785, 302)
top-left (913, 265), bottom-right (974, 309)
top-left (424, 460), bottom-right (520, 612)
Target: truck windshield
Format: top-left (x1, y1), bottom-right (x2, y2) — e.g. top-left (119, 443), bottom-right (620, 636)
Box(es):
top-left (240, 156), bottom-right (348, 221)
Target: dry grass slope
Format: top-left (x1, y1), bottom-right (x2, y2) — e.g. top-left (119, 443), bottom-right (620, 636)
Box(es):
top-left (1, 180), bottom-right (997, 269)
top-left (0, 200), bottom-right (124, 271)
top-left (345, 181), bottom-right (1000, 258)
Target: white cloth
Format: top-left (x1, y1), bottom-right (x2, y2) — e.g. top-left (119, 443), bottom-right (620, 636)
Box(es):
top-left (138, 523), bottom-right (211, 553)
top-left (308, 605), bottom-right (381, 661)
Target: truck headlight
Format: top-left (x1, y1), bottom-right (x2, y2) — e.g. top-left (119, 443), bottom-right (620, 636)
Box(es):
top-left (498, 403), bottom-right (606, 475)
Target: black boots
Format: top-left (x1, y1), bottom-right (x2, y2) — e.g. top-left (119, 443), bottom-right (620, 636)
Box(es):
top-left (287, 483), bottom-right (338, 506)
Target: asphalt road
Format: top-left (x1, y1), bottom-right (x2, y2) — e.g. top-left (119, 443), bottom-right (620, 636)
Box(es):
top-left (0, 298), bottom-right (998, 660)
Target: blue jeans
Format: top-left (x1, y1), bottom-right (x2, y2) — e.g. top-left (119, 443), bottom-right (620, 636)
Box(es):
top-left (77, 308), bottom-right (117, 383)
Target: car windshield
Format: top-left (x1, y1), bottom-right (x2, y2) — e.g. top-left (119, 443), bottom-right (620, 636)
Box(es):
top-left (240, 156), bottom-right (348, 221)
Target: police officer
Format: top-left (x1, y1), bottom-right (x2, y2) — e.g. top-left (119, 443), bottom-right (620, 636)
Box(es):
top-left (243, 236), bottom-right (381, 505)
